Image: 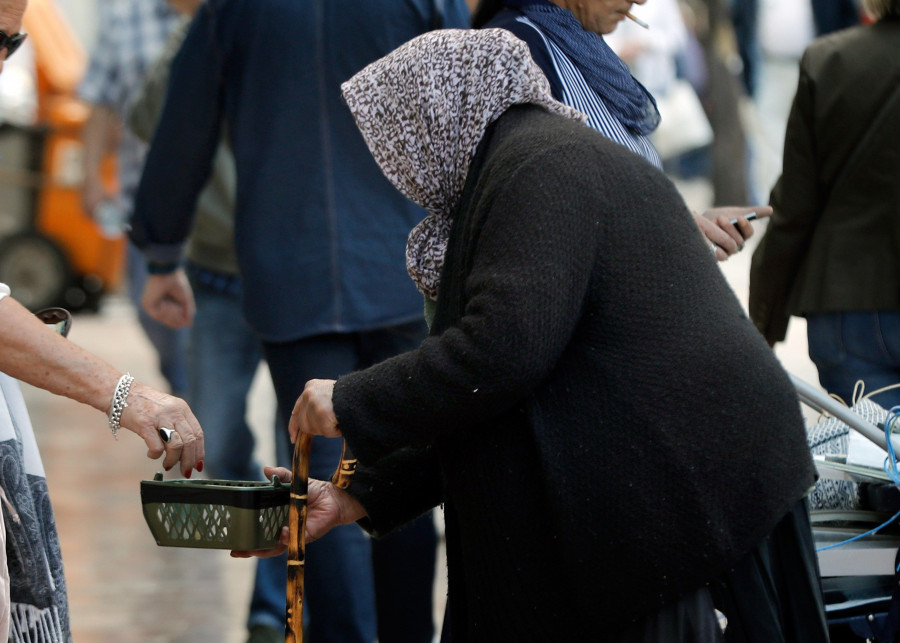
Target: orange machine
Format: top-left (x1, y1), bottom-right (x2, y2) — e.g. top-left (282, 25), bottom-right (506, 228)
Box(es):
top-left (0, 0), bottom-right (124, 311)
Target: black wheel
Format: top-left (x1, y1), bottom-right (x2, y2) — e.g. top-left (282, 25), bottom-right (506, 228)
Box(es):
top-left (0, 231), bottom-right (72, 311)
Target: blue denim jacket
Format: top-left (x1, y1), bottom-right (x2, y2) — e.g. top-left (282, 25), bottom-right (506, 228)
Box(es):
top-left (131, 0), bottom-right (469, 342)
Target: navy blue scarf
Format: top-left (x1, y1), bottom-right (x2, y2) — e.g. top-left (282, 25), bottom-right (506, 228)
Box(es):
top-left (506, 0), bottom-right (660, 134)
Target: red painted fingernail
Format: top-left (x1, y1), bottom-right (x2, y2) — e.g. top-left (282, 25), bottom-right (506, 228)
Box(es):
top-left (164, 464), bottom-right (173, 472)
top-left (196, 460), bottom-right (204, 473)
top-left (184, 469), bottom-right (192, 479)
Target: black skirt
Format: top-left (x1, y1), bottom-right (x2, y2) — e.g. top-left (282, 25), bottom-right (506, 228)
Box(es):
top-left (615, 500), bottom-right (830, 643)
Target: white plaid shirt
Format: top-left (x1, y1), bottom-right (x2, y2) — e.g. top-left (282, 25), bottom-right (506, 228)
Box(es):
top-left (79, 0), bottom-right (181, 211)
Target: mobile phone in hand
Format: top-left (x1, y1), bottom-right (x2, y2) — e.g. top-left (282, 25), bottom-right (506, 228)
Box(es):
top-left (729, 212), bottom-right (758, 227)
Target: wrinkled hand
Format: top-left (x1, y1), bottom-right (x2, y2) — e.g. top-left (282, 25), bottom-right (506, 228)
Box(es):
top-left (119, 382), bottom-right (204, 477)
top-left (230, 467), bottom-right (366, 559)
top-left (289, 379), bottom-right (341, 443)
top-left (695, 205), bottom-right (772, 261)
top-left (141, 270), bottom-right (195, 329)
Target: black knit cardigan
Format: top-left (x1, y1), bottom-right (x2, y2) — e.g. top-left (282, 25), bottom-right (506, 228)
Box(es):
top-left (336, 105), bottom-right (815, 641)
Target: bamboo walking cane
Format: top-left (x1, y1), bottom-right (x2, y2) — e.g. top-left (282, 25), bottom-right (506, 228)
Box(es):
top-left (286, 433), bottom-right (312, 643)
top-left (286, 437), bottom-right (358, 642)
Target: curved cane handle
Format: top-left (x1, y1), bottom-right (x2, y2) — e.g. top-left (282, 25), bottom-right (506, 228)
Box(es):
top-left (331, 440), bottom-right (358, 489)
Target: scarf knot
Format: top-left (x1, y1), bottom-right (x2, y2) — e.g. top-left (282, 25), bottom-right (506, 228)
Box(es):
top-left (342, 29), bottom-right (586, 300)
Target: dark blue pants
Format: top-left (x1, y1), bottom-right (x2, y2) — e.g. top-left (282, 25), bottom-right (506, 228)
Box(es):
top-left (730, 0), bottom-right (759, 97)
top-left (186, 273), bottom-right (266, 483)
top-left (262, 319), bottom-right (438, 643)
top-left (807, 311), bottom-right (900, 410)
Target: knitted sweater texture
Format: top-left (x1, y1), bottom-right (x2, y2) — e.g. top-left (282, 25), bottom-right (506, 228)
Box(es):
top-left (337, 106), bottom-right (814, 641)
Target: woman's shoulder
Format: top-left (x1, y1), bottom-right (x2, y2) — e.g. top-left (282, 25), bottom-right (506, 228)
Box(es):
top-left (482, 12), bottom-right (563, 99)
top-left (798, 23), bottom-right (900, 106)
top-left (802, 22), bottom-right (898, 74)
top-left (484, 10), bottom-right (542, 39)
top-left (477, 107), bottom-right (661, 210)
top-left (491, 106), bottom-right (648, 172)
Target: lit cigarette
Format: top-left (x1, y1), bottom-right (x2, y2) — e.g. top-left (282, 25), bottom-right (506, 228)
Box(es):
top-left (625, 11), bottom-right (649, 29)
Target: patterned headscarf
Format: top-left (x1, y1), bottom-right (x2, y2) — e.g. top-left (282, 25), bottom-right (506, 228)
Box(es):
top-left (341, 28), bottom-right (586, 301)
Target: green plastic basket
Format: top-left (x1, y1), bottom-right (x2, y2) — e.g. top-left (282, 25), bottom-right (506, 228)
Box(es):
top-left (140, 473), bottom-right (289, 550)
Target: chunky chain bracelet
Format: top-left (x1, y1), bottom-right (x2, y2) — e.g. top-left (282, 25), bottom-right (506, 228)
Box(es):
top-left (107, 373), bottom-right (134, 440)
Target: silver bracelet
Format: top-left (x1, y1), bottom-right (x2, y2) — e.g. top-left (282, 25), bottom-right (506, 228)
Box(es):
top-left (107, 373), bottom-right (134, 440)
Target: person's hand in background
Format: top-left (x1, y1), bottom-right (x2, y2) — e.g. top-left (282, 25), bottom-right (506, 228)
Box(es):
top-left (141, 269), bottom-right (196, 328)
top-left (696, 205), bottom-right (772, 261)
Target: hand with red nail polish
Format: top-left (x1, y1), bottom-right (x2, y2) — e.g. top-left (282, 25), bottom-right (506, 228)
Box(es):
top-left (114, 381), bottom-right (205, 476)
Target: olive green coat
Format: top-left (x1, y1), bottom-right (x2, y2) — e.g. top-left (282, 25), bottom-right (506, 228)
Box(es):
top-left (750, 17), bottom-right (900, 343)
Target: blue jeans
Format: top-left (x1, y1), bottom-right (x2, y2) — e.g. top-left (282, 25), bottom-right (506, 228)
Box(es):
top-left (807, 311), bottom-right (900, 410)
top-left (186, 274), bottom-right (266, 482)
top-left (187, 274), bottom-right (291, 633)
top-left (262, 320), bottom-right (437, 643)
top-left (127, 242), bottom-right (188, 395)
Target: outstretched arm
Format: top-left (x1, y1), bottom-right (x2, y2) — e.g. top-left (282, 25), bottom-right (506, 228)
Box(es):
top-left (0, 294), bottom-right (204, 476)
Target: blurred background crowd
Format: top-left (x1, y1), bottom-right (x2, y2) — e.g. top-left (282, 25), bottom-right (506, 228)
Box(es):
top-left (0, 0), bottom-right (879, 641)
top-left (0, 0), bottom-right (866, 316)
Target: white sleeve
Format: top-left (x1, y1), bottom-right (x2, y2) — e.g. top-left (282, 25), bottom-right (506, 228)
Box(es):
top-left (0, 283), bottom-right (9, 302)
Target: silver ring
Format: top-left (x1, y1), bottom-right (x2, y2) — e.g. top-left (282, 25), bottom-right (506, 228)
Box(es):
top-left (158, 427), bottom-right (174, 443)
top-left (710, 243), bottom-right (718, 256)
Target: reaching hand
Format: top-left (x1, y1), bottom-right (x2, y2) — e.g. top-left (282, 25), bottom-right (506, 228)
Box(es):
top-left (119, 382), bottom-right (204, 477)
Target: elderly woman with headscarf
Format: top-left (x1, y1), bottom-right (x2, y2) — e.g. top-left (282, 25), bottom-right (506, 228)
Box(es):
top-left (237, 29), bottom-right (828, 642)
